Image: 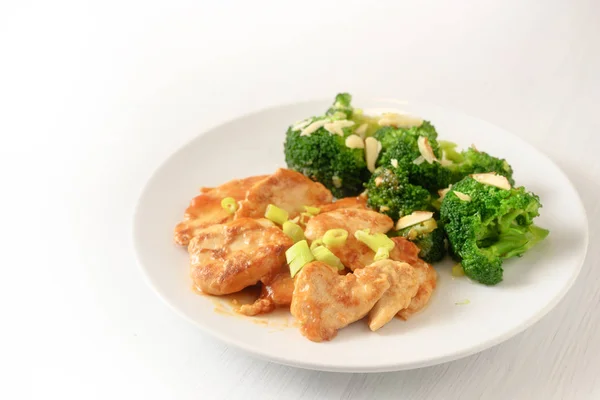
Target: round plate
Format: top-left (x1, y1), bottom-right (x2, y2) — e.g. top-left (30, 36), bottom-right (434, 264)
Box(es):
top-left (133, 98), bottom-right (588, 372)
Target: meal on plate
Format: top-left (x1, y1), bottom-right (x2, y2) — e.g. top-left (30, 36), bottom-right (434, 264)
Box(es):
top-left (173, 93), bottom-right (549, 342)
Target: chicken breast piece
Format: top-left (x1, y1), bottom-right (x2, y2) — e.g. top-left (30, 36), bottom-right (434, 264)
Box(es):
top-left (397, 259), bottom-right (437, 320)
top-left (304, 208), bottom-right (394, 270)
top-left (235, 168), bottom-right (333, 220)
top-left (189, 218), bottom-right (293, 295)
top-left (317, 196), bottom-right (368, 213)
top-left (238, 266), bottom-right (295, 316)
top-left (367, 260), bottom-right (419, 331)
top-left (174, 175), bottom-right (268, 246)
top-left (291, 261), bottom-right (391, 342)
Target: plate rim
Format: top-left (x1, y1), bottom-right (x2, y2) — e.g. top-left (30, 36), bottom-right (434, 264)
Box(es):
top-left (132, 97), bottom-right (590, 373)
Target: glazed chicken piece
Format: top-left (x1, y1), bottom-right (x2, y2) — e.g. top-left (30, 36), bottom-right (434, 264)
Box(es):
top-left (189, 218), bottom-right (293, 295)
top-left (174, 175), bottom-right (268, 246)
top-left (367, 260), bottom-right (419, 331)
top-left (238, 266), bottom-right (295, 316)
top-left (317, 196), bottom-right (368, 213)
top-left (388, 237), bottom-right (437, 320)
top-left (304, 208), bottom-right (394, 270)
top-left (397, 258), bottom-right (437, 320)
top-left (291, 261), bottom-right (391, 342)
top-left (235, 168), bottom-right (333, 220)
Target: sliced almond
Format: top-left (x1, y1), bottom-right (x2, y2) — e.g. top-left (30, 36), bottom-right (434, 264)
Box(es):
top-left (301, 119), bottom-right (329, 136)
top-left (355, 123), bottom-right (368, 138)
top-left (453, 191), bottom-right (472, 202)
top-left (417, 136), bottom-right (437, 164)
top-left (324, 119), bottom-right (355, 136)
top-left (390, 158), bottom-right (398, 168)
top-left (412, 155), bottom-right (425, 165)
top-left (365, 137), bottom-right (382, 173)
top-left (396, 211), bottom-right (435, 230)
top-left (438, 185), bottom-right (452, 200)
top-left (345, 134), bottom-right (365, 149)
top-left (292, 119), bottom-right (311, 132)
top-left (471, 172), bottom-right (511, 190)
top-left (374, 176), bottom-right (383, 187)
top-left (379, 206), bottom-right (390, 212)
top-left (378, 113), bottom-right (423, 128)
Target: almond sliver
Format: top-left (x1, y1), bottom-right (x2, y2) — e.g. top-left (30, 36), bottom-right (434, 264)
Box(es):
top-left (396, 211), bottom-right (434, 230)
top-left (453, 191), bottom-right (472, 202)
top-left (417, 136), bottom-right (437, 164)
top-left (471, 173), bottom-right (511, 190)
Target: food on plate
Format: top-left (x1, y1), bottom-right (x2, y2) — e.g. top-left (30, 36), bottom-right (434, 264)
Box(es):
top-left (391, 211), bottom-right (446, 263)
top-left (290, 261), bottom-right (391, 342)
top-left (235, 168), bottom-right (332, 220)
top-left (304, 208), bottom-right (394, 271)
top-left (173, 92), bottom-right (548, 342)
top-left (174, 175), bottom-right (268, 245)
top-left (283, 94), bottom-right (371, 198)
top-left (188, 218), bottom-right (292, 295)
top-left (439, 141), bottom-right (514, 185)
top-left (440, 174), bottom-right (549, 285)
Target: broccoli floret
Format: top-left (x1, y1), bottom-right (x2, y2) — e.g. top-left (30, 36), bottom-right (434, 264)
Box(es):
top-left (392, 219), bottom-right (447, 263)
top-left (440, 177), bottom-right (549, 285)
top-left (284, 94), bottom-right (370, 198)
top-left (326, 93), bottom-right (353, 119)
top-left (375, 123), bottom-right (452, 192)
top-left (365, 167), bottom-right (432, 220)
top-left (439, 141), bottom-right (515, 185)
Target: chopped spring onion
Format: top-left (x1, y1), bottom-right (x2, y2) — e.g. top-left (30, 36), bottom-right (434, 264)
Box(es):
top-left (374, 247), bottom-right (390, 261)
top-left (452, 263), bottom-right (465, 277)
top-left (322, 229), bottom-right (348, 247)
top-left (282, 221), bottom-right (305, 243)
top-left (220, 197), bottom-right (237, 214)
top-left (310, 238), bottom-right (324, 251)
top-left (299, 212), bottom-right (313, 226)
top-left (286, 240), bottom-right (315, 278)
top-left (311, 246), bottom-right (344, 270)
top-left (354, 230), bottom-right (395, 253)
top-left (265, 204), bottom-right (288, 225)
top-left (304, 205), bottom-right (321, 216)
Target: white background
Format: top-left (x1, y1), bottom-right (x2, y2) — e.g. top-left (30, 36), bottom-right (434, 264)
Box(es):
top-left (2, 1), bottom-right (599, 399)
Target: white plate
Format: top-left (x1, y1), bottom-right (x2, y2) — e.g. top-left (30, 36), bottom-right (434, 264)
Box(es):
top-left (133, 98), bottom-right (588, 372)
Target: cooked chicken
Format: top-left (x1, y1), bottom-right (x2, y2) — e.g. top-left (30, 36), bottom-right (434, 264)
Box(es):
top-left (388, 237), bottom-right (437, 320)
top-left (235, 168), bottom-right (333, 220)
top-left (304, 208), bottom-right (394, 270)
top-left (174, 175), bottom-right (268, 246)
top-left (397, 259), bottom-right (437, 320)
top-left (367, 260), bottom-right (419, 331)
top-left (291, 261), bottom-right (391, 342)
top-left (238, 266), bottom-right (295, 316)
top-left (189, 218), bottom-right (293, 295)
top-left (317, 196), bottom-right (368, 213)
top-left (388, 236), bottom-right (421, 264)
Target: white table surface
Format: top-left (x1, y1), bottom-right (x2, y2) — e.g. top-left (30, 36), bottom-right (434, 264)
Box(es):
top-left (2, 1), bottom-right (599, 399)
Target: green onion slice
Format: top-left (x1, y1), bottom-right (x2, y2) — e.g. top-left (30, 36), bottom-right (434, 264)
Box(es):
top-left (286, 240), bottom-right (314, 278)
top-left (354, 229), bottom-right (395, 252)
top-left (310, 238), bottom-right (324, 251)
top-left (220, 197), bottom-right (237, 214)
top-left (322, 229), bottom-right (348, 247)
top-left (311, 246), bottom-right (344, 270)
top-left (282, 221), bottom-right (305, 243)
top-left (265, 204), bottom-right (288, 225)
top-left (373, 247), bottom-right (390, 261)
top-left (304, 205), bottom-right (321, 216)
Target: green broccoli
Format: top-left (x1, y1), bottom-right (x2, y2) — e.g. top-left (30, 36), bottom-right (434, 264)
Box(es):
top-left (284, 94), bottom-right (370, 198)
top-left (326, 93), bottom-right (353, 119)
top-left (365, 167), bottom-right (432, 220)
top-left (440, 176), bottom-right (549, 285)
top-left (391, 218), bottom-right (447, 263)
top-left (439, 141), bottom-right (515, 185)
top-left (375, 123), bottom-right (452, 192)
